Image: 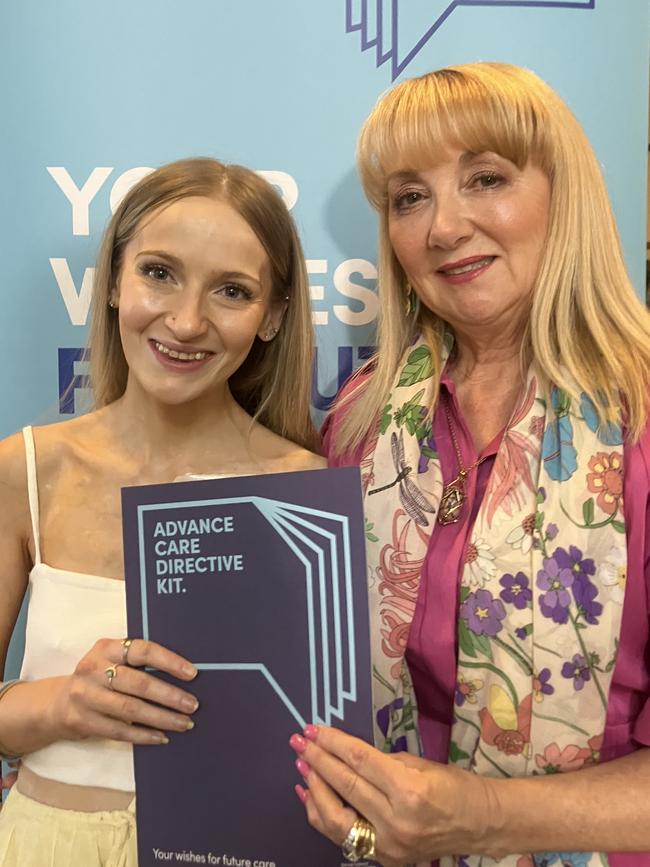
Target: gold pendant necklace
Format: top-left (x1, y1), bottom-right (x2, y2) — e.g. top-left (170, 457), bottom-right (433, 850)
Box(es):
top-left (437, 398), bottom-right (486, 526)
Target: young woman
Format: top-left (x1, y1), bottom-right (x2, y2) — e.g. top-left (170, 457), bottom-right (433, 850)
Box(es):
top-left (0, 157), bottom-right (324, 866)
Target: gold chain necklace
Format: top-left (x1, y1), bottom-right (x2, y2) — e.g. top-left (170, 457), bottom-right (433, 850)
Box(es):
top-left (437, 397), bottom-right (488, 525)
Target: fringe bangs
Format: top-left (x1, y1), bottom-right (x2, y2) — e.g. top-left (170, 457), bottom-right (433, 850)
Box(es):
top-left (358, 64), bottom-right (552, 210)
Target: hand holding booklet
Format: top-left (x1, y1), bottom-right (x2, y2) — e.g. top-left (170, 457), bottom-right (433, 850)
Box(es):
top-left (122, 466), bottom-right (373, 867)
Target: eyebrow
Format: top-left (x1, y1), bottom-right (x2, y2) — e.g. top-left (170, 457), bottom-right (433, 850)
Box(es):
top-left (136, 250), bottom-right (262, 287)
top-left (386, 151), bottom-right (495, 185)
top-left (386, 170), bottom-right (420, 185)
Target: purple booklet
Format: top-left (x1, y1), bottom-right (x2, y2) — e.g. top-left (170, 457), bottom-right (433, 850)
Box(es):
top-left (122, 467), bottom-right (373, 867)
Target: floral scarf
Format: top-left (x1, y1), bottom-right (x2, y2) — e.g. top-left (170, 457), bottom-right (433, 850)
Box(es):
top-left (361, 337), bottom-right (627, 867)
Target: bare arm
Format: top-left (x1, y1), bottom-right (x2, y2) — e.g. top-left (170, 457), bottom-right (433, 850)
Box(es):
top-left (485, 746), bottom-right (650, 856)
top-left (0, 431), bottom-right (198, 757)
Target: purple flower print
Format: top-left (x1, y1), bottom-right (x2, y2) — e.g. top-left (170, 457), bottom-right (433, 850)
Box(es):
top-left (533, 668), bottom-right (554, 699)
top-left (460, 589), bottom-right (506, 636)
top-left (418, 432), bottom-right (436, 473)
top-left (499, 571), bottom-right (532, 609)
top-left (555, 545), bottom-right (596, 582)
top-left (561, 654), bottom-right (591, 691)
top-left (572, 574), bottom-right (603, 625)
top-left (546, 522), bottom-right (559, 541)
top-left (515, 626), bottom-right (530, 640)
top-left (539, 598), bottom-right (568, 624)
top-left (550, 544), bottom-right (602, 625)
top-left (454, 674), bottom-right (482, 708)
top-left (376, 699), bottom-right (408, 752)
top-left (376, 699), bottom-right (401, 737)
top-left (537, 552), bottom-right (574, 624)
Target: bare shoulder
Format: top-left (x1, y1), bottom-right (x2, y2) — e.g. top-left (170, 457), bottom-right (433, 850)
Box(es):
top-left (12, 413), bottom-right (103, 478)
top-left (275, 446), bottom-right (327, 473)
top-left (251, 424), bottom-right (326, 473)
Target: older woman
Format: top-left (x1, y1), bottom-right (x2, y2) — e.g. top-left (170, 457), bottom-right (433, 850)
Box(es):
top-left (290, 63), bottom-right (650, 866)
top-left (0, 157), bottom-right (323, 866)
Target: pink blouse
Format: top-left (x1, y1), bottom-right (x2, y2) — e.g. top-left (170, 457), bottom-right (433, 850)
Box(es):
top-left (323, 370), bottom-right (650, 866)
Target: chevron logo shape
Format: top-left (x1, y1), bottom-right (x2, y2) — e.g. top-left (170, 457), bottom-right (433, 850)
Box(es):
top-left (346, 0), bottom-right (595, 80)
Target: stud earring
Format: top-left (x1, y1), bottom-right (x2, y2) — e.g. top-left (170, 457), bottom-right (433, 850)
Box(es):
top-left (108, 299), bottom-right (118, 309)
top-left (265, 325), bottom-right (279, 341)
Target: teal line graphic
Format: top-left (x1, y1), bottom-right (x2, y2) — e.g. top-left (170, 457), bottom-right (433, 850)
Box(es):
top-left (264, 501), bottom-right (356, 701)
top-left (197, 663), bottom-right (307, 729)
top-left (249, 509), bottom-right (320, 728)
top-left (264, 505), bottom-right (354, 710)
top-left (262, 511), bottom-right (332, 723)
top-left (136, 496), bottom-right (358, 728)
top-left (346, 0), bottom-right (595, 80)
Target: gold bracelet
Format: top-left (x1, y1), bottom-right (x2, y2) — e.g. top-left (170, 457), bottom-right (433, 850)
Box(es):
top-left (0, 679), bottom-right (26, 761)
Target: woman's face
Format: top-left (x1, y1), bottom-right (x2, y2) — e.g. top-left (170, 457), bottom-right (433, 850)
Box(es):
top-left (387, 148), bottom-right (551, 338)
top-left (114, 195), bottom-right (279, 407)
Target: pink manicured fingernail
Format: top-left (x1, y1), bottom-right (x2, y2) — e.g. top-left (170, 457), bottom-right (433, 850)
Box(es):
top-left (295, 758), bottom-right (311, 778)
top-left (289, 733), bottom-right (307, 753)
top-left (303, 724), bottom-right (319, 741)
top-left (294, 783), bottom-right (308, 804)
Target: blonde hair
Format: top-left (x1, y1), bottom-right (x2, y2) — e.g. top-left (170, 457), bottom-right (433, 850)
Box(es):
top-left (335, 62), bottom-right (650, 451)
top-left (88, 157), bottom-right (318, 451)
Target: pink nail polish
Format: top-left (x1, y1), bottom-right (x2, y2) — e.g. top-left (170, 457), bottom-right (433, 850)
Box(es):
top-left (303, 724), bottom-right (319, 741)
top-left (294, 784), bottom-right (308, 804)
top-left (289, 733), bottom-right (307, 753)
top-left (295, 758), bottom-right (311, 778)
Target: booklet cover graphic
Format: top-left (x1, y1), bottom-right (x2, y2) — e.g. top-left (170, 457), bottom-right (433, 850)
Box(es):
top-left (123, 467), bottom-right (373, 867)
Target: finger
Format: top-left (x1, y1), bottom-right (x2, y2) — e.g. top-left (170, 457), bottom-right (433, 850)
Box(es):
top-left (72, 707), bottom-right (171, 745)
top-left (107, 664), bottom-right (199, 715)
top-left (109, 639), bottom-right (197, 680)
top-left (1, 772), bottom-right (17, 790)
top-left (304, 770), bottom-right (394, 867)
top-left (296, 729), bottom-right (392, 819)
top-left (304, 725), bottom-right (405, 797)
top-left (303, 743), bottom-right (390, 824)
top-left (298, 766), bottom-right (358, 850)
top-left (86, 680), bottom-right (195, 734)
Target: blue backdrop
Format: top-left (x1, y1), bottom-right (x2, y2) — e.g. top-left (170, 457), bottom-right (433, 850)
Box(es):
top-left (1, 0), bottom-right (649, 675)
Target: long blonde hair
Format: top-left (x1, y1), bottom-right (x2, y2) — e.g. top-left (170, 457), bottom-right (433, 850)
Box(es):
top-left (88, 157), bottom-right (319, 451)
top-left (335, 62), bottom-right (650, 451)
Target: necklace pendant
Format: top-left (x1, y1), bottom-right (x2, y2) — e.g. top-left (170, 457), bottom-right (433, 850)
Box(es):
top-left (438, 476), bottom-right (465, 525)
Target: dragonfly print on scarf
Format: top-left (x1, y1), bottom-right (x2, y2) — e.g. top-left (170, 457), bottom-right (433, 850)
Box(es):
top-left (368, 429), bottom-right (435, 526)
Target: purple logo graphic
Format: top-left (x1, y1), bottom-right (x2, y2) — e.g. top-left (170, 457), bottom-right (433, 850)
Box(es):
top-left (346, 0), bottom-right (595, 80)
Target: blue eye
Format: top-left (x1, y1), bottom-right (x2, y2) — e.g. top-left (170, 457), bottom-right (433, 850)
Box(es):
top-left (140, 263), bottom-right (171, 282)
top-left (219, 283), bottom-right (253, 301)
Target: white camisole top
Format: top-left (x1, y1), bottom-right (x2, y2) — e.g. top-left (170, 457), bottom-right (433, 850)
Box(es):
top-left (18, 426), bottom-right (135, 791)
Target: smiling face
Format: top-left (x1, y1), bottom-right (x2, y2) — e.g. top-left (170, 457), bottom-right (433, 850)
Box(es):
top-left (387, 149), bottom-right (551, 338)
top-left (113, 195), bottom-right (280, 407)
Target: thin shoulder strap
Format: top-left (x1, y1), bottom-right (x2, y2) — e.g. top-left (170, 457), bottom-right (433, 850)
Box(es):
top-left (22, 426), bottom-right (41, 564)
